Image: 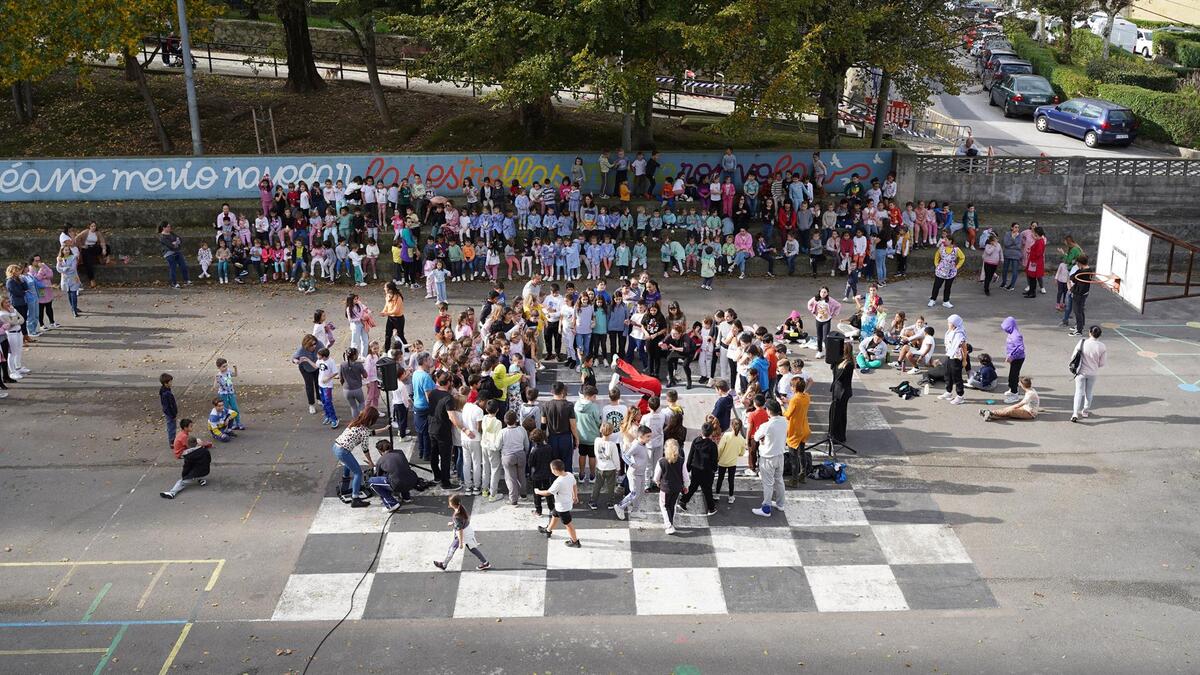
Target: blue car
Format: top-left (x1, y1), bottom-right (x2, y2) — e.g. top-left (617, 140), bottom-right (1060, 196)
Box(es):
top-left (1034, 97), bottom-right (1138, 148)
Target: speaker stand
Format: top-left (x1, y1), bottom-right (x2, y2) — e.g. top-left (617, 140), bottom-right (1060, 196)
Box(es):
top-left (802, 435), bottom-right (859, 461)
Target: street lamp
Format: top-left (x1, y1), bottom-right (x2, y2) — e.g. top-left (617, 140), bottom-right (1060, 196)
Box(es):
top-left (176, 0), bottom-right (204, 155)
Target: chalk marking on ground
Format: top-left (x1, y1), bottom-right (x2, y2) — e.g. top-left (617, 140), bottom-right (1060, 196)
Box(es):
top-left (240, 418), bottom-right (300, 525)
top-left (158, 622), bottom-right (193, 675)
top-left (91, 623), bottom-right (127, 675)
top-left (0, 648), bottom-right (110, 656)
top-left (136, 563), bottom-right (170, 611)
top-left (81, 582), bottom-right (112, 622)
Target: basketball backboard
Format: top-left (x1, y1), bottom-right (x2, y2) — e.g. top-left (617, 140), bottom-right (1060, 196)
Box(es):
top-left (1096, 205), bottom-right (1151, 313)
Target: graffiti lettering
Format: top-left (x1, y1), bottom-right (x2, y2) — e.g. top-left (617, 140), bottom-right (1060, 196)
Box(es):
top-left (0, 151), bottom-right (891, 202)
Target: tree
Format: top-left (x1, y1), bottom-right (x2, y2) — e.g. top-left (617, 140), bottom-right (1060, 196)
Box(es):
top-left (0, 0), bottom-right (92, 122)
top-left (333, 0), bottom-right (398, 126)
top-left (686, 0), bottom-right (966, 149)
top-left (1097, 0), bottom-right (1135, 60)
top-left (572, 0), bottom-right (697, 150)
top-left (1036, 0), bottom-right (1092, 59)
top-left (387, 0), bottom-right (574, 137)
top-left (276, 0), bottom-right (325, 93)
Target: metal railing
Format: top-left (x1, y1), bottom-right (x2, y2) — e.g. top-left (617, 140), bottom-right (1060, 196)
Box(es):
top-left (1083, 158), bottom-right (1200, 177)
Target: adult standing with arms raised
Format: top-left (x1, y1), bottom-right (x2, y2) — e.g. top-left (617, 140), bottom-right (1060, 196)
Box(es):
top-left (380, 281), bottom-right (407, 352)
top-left (411, 352), bottom-right (436, 462)
top-left (1070, 326), bottom-right (1106, 423)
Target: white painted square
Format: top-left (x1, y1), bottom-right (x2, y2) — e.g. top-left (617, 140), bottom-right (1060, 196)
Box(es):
top-left (805, 565), bottom-right (908, 612)
top-left (871, 524), bottom-right (972, 565)
top-left (633, 568), bottom-right (726, 615)
top-left (453, 570), bottom-right (546, 618)
top-left (377, 531), bottom-right (461, 573)
top-left (546, 528), bottom-right (632, 570)
top-left (308, 497), bottom-right (391, 534)
top-left (784, 490), bottom-right (869, 527)
top-left (467, 496), bottom-right (546, 531)
top-left (709, 526), bottom-right (802, 568)
top-left (272, 573), bottom-right (375, 621)
top-left (627, 496), bottom-right (709, 530)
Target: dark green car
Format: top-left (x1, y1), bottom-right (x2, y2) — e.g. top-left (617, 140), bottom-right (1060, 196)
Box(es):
top-left (988, 74), bottom-right (1058, 117)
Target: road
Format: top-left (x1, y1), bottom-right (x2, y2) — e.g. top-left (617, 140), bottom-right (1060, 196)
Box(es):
top-left (933, 81), bottom-right (1173, 157)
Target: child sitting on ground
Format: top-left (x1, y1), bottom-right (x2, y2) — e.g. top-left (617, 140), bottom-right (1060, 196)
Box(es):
top-left (966, 352), bottom-right (998, 391)
top-left (775, 310), bottom-right (807, 343)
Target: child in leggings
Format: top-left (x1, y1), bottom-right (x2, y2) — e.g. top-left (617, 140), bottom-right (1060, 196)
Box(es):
top-left (715, 417), bottom-right (746, 502)
top-left (433, 494), bottom-right (491, 571)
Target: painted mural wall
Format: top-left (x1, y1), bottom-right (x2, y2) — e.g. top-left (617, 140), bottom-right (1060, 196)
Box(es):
top-left (0, 150), bottom-right (893, 202)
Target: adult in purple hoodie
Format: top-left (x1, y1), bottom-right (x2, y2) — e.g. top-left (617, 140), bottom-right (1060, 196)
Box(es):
top-left (1001, 316), bottom-right (1025, 404)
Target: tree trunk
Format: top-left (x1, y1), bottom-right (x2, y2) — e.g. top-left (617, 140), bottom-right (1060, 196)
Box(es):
top-left (338, 17), bottom-right (392, 126)
top-left (871, 70), bottom-right (891, 149)
top-left (11, 81), bottom-right (34, 123)
top-left (276, 0), bottom-right (325, 93)
top-left (518, 96), bottom-right (554, 137)
top-left (1061, 20), bottom-right (1075, 59)
top-left (124, 49), bottom-right (175, 153)
top-left (817, 87), bottom-right (840, 149)
top-left (632, 96), bottom-right (654, 148)
top-left (1101, 11), bottom-right (1115, 60)
top-left (245, 0), bottom-right (261, 20)
top-left (621, 102), bottom-right (632, 152)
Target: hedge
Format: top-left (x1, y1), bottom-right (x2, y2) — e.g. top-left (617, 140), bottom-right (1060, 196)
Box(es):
top-left (1152, 31), bottom-right (1200, 63)
top-left (1085, 57), bottom-right (1179, 91)
top-left (1177, 40), bottom-right (1200, 68)
top-left (1008, 30), bottom-right (1097, 97)
top-left (1096, 84), bottom-right (1200, 148)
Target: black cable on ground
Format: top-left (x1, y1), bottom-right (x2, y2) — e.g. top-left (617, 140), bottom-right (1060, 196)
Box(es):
top-left (301, 510), bottom-right (395, 675)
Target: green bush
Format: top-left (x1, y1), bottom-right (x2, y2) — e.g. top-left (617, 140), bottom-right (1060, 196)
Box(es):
top-left (1085, 57), bottom-right (1179, 91)
top-left (1096, 84), bottom-right (1200, 148)
top-left (1153, 31), bottom-right (1200, 61)
top-left (1177, 40), bottom-right (1200, 68)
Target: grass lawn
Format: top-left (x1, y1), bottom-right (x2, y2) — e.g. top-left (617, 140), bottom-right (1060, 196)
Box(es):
top-left (1, 69), bottom-right (888, 157)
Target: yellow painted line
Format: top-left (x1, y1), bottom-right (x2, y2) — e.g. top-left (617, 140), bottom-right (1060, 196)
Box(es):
top-left (0, 648), bottom-right (110, 656)
top-left (204, 559), bottom-right (224, 593)
top-left (136, 563), bottom-right (169, 611)
top-left (158, 622), bottom-right (193, 675)
top-left (241, 420), bottom-right (296, 524)
top-left (45, 563), bottom-right (78, 604)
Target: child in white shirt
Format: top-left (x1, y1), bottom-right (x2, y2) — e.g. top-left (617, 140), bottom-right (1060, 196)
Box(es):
top-left (590, 422), bottom-right (620, 509)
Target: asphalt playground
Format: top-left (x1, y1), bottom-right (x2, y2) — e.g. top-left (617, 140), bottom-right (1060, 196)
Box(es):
top-left (0, 264), bottom-right (1197, 673)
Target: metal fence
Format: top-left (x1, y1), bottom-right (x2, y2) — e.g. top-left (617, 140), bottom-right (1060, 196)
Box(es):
top-left (916, 155), bottom-right (1073, 175)
top-left (1083, 158), bottom-right (1200, 177)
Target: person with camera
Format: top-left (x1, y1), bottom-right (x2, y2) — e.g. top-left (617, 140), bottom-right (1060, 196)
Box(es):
top-left (368, 439), bottom-right (419, 512)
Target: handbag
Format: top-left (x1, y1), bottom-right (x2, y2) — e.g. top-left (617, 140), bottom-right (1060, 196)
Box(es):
top-left (1068, 339), bottom-right (1085, 375)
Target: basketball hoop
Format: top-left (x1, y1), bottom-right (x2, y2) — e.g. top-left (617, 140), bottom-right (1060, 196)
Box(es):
top-left (1073, 270), bottom-right (1121, 294)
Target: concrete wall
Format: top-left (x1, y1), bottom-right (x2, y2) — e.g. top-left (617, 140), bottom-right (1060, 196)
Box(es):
top-left (897, 152), bottom-right (1197, 215)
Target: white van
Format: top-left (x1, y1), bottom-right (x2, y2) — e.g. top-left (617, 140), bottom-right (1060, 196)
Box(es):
top-left (1092, 17), bottom-right (1137, 54)
top-left (1135, 28), bottom-right (1154, 58)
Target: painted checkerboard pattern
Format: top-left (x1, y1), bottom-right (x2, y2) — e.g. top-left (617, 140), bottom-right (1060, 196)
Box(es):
top-left (272, 484), bottom-right (994, 620)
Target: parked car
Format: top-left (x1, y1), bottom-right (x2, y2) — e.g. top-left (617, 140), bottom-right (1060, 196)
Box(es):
top-left (982, 57), bottom-right (1033, 90)
top-left (1094, 17), bottom-right (1137, 53)
top-left (1138, 26), bottom-right (1200, 58)
top-left (989, 74), bottom-right (1058, 117)
top-left (1034, 97), bottom-right (1138, 147)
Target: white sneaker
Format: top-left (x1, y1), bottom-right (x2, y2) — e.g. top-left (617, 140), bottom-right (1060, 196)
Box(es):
top-left (927, 299), bottom-right (936, 307)
top-left (9, 372), bottom-right (22, 381)
top-left (1040, 287), bottom-right (1046, 294)
top-left (0, 391), bottom-right (8, 398)
top-left (814, 351), bottom-right (823, 360)
top-left (727, 495), bottom-right (735, 503)
top-left (613, 504), bottom-right (627, 520)
top-left (937, 391), bottom-right (953, 401)
top-left (1003, 393), bottom-right (1021, 404)
top-left (949, 395), bottom-right (965, 405)
top-left (942, 301), bottom-right (954, 309)
top-left (665, 526), bottom-right (677, 535)
top-left (308, 405), bottom-right (316, 414)
top-left (752, 507), bottom-right (771, 517)
top-left (18, 367), bottom-right (29, 374)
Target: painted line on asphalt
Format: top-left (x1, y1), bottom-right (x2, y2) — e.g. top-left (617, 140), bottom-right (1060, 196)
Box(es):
top-left (158, 622), bottom-right (193, 675)
top-left (0, 648), bottom-right (110, 656)
top-left (91, 624), bottom-right (127, 675)
top-left (81, 583), bottom-right (112, 622)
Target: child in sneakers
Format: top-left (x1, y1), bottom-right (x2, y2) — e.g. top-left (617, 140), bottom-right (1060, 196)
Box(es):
top-left (528, 429), bottom-right (556, 517)
top-left (197, 242), bottom-right (212, 279)
top-left (433, 494), bottom-right (491, 571)
top-left (535, 459), bottom-right (582, 547)
top-left (213, 358), bottom-right (245, 430)
top-left (207, 397), bottom-right (238, 442)
top-left (590, 422), bottom-right (619, 510)
top-left (159, 418), bottom-right (213, 500)
top-left (715, 417), bottom-right (745, 502)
